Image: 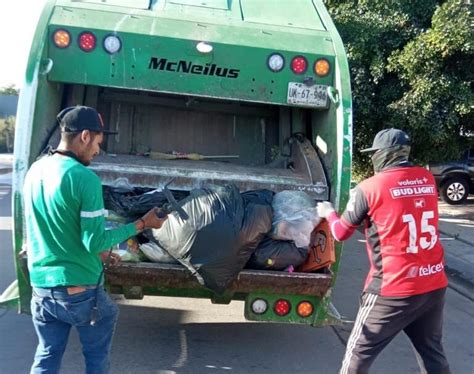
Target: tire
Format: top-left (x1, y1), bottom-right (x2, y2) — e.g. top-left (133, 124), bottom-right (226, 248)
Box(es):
top-left (440, 177), bottom-right (469, 205)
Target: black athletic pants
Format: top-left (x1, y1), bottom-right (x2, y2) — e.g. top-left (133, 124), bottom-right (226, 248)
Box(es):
top-left (340, 287), bottom-right (451, 374)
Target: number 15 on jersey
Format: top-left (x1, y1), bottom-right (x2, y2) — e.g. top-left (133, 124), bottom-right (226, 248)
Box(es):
top-left (402, 210), bottom-right (438, 253)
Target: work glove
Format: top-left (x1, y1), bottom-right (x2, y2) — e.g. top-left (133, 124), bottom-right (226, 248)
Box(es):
top-left (316, 201), bottom-right (335, 219)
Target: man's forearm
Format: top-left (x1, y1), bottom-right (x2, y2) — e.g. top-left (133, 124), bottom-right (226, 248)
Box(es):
top-left (326, 211), bottom-right (357, 241)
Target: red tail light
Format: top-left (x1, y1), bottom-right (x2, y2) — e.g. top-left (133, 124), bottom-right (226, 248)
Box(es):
top-left (78, 32), bottom-right (96, 52)
top-left (291, 56), bottom-right (307, 74)
top-left (274, 299), bottom-right (291, 316)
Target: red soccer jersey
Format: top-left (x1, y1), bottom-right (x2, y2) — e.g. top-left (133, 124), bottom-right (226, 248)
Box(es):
top-left (341, 166), bottom-right (448, 296)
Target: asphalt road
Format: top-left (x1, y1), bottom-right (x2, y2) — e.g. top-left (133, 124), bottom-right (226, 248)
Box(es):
top-left (0, 180), bottom-right (473, 374)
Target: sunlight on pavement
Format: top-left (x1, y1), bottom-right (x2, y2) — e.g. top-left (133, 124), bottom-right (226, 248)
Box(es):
top-left (0, 217), bottom-right (12, 231)
top-left (205, 365), bottom-right (232, 370)
top-left (0, 188), bottom-right (9, 198)
top-left (172, 329), bottom-right (188, 369)
top-left (0, 174), bottom-right (12, 185)
top-left (439, 218), bottom-right (473, 224)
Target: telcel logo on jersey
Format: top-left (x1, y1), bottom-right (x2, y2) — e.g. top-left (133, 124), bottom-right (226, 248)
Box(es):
top-left (407, 261), bottom-right (444, 278)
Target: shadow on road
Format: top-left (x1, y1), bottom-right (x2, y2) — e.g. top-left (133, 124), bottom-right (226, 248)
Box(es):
top-left (58, 303), bottom-right (341, 374)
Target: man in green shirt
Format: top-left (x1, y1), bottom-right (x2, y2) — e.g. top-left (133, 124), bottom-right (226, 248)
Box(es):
top-left (24, 106), bottom-right (166, 374)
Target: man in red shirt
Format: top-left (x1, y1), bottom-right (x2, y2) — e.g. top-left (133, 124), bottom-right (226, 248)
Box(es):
top-left (317, 128), bottom-right (451, 374)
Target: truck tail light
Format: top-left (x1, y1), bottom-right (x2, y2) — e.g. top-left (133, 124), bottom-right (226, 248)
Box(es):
top-left (291, 56), bottom-right (307, 74)
top-left (267, 53), bottom-right (285, 72)
top-left (274, 299), bottom-right (291, 316)
top-left (78, 31), bottom-right (96, 52)
top-left (296, 301), bottom-right (314, 317)
top-left (314, 59), bottom-right (330, 77)
top-left (103, 34), bottom-right (122, 54)
top-left (52, 29), bottom-right (71, 49)
top-left (251, 298), bottom-right (268, 315)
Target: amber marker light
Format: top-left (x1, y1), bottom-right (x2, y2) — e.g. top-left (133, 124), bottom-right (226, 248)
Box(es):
top-left (53, 29), bottom-right (71, 49)
top-left (314, 58), bottom-right (330, 77)
top-left (296, 301), bottom-right (314, 317)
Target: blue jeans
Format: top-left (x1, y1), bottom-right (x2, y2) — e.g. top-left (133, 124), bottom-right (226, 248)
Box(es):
top-left (30, 286), bottom-right (119, 374)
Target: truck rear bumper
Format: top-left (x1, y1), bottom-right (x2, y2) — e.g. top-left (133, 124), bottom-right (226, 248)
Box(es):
top-left (106, 262), bottom-right (332, 298)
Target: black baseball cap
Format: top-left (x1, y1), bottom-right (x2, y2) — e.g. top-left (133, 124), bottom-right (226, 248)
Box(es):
top-left (57, 106), bottom-right (117, 134)
top-left (361, 128), bottom-right (410, 153)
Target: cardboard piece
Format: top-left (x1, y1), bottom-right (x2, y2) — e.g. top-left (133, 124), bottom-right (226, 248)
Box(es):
top-left (297, 220), bottom-right (336, 272)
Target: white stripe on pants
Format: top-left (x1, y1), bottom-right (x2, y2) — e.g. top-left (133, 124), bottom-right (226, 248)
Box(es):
top-left (340, 293), bottom-right (378, 374)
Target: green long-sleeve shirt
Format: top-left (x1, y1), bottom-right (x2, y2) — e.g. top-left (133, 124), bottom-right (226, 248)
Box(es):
top-left (23, 153), bottom-right (136, 287)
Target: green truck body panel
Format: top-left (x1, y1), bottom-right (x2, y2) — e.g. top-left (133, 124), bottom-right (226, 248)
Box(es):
top-left (3, 0), bottom-right (353, 327)
top-left (47, 2), bottom-right (334, 105)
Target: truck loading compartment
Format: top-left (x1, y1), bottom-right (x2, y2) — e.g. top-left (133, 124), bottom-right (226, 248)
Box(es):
top-left (71, 85), bottom-right (335, 302)
top-left (89, 87), bottom-right (329, 200)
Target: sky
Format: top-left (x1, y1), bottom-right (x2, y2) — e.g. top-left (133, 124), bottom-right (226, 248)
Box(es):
top-left (0, 1), bottom-right (47, 88)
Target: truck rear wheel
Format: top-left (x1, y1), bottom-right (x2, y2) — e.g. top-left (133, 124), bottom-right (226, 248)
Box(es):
top-left (440, 177), bottom-right (469, 205)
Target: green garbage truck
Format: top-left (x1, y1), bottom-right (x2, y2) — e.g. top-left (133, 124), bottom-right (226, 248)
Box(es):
top-left (1, 0), bottom-right (352, 326)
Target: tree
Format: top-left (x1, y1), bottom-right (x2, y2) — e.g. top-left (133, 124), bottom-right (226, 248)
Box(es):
top-left (325, 0), bottom-right (473, 179)
top-left (0, 85), bottom-right (19, 96)
top-left (388, 0), bottom-right (473, 162)
top-left (0, 116), bottom-right (15, 153)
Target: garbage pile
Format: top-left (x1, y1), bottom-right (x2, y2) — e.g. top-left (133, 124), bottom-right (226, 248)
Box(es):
top-left (103, 181), bottom-right (321, 293)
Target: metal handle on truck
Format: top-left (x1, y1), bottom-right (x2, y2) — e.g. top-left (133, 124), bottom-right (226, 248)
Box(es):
top-left (327, 86), bottom-right (340, 107)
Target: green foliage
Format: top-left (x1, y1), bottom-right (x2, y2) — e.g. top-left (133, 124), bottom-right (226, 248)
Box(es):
top-left (0, 116), bottom-right (15, 153)
top-left (0, 85), bottom-right (18, 152)
top-left (388, 0), bottom-right (473, 162)
top-left (0, 85), bottom-right (19, 96)
top-left (326, 0), bottom-right (473, 178)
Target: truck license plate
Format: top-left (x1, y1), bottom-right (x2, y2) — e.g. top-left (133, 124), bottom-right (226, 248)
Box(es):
top-left (287, 83), bottom-right (328, 108)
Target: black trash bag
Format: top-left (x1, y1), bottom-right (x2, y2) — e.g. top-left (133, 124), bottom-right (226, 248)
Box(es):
top-left (198, 199), bottom-right (273, 292)
top-left (146, 185), bottom-right (272, 293)
top-left (247, 236), bottom-right (308, 270)
top-left (103, 185), bottom-right (188, 219)
top-left (241, 189), bottom-right (274, 206)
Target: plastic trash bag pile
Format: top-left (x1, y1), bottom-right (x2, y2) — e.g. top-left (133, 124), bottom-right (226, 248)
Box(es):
top-left (104, 182), bottom-right (321, 293)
